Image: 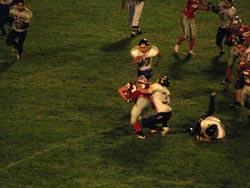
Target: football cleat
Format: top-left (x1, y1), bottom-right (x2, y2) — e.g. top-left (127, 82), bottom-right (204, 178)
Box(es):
top-left (149, 129), bottom-right (158, 134)
top-left (188, 50), bottom-right (196, 56)
top-left (131, 31), bottom-right (137, 38)
top-left (136, 131), bottom-right (146, 139)
top-left (16, 54), bottom-right (21, 60)
top-left (161, 127), bottom-right (171, 136)
top-left (211, 92), bottom-right (216, 97)
top-left (221, 79), bottom-right (230, 85)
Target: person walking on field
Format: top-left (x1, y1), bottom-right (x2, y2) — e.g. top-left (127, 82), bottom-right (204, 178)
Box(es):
top-left (6, 0), bottom-right (32, 60)
top-left (122, 0), bottom-right (144, 38)
top-left (174, 0), bottom-right (208, 56)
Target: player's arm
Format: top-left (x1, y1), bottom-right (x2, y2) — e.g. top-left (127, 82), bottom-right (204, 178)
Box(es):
top-left (118, 85), bottom-right (130, 101)
top-left (137, 84), bottom-right (156, 94)
top-left (207, 2), bottom-right (220, 13)
top-left (132, 54), bottom-right (146, 65)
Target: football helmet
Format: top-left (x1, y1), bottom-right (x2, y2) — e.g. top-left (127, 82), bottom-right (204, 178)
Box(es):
top-left (136, 75), bottom-right (147, 84)
top-left (222, 0), bottom-right (233, 9)
top-left (138, 38), bottom-right (149, 46)
top-left (138, 39), bottom-right (150, 52)
top-left (231, 16), bottom-right (242, 26)
top-left (157, 75), bottom-right (170, 87)
top-left (205, 124), bottom-right (218, 137)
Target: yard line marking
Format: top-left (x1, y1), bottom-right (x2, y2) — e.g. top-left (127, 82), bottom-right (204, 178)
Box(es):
top-left (0, 136), bottom-right (85, 173)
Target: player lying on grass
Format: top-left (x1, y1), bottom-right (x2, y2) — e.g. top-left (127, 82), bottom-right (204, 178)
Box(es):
top-left (184, 92), bottom-right (226, 141)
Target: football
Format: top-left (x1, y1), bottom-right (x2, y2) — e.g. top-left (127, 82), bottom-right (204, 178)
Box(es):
top-left (124, 91), bottom-right (131, 101)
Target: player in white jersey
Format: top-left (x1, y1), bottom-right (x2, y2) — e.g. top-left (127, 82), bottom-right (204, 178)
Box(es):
top-left (0, 0), bottom-right (15, 35)
top-left (208, 0), bottom-right (237, 55)
top-left (6, 1), bottom-right (32, 60)
top-left (131, 38), bottom-right (160, 79)
top-left (197, 116), bottom-right (225, 141)
top-left (184, 92), bottom-right (226, 141)
top-left (122, 0), bottom-right (144, 38)
top-left (137, 75), bottom-right (172, 136)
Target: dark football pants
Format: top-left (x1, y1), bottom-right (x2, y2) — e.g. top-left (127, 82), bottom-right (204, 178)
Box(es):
top-left (216, 27), bottom-right (230, 47)
top-left (142, 111), bottom-right (172, 129)
top-left (6, 30), bottom-right (27, 56)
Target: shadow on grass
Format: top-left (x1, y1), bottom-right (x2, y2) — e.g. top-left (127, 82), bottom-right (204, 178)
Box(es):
top-left (203, 54), bottom-right (228, 82)
top-left (0, 59), bottom-right (16, 73)
top-left (101, 37), bottom-right (132, 52)
top-left (167, 53), bottom-right (192, 80)
top-left (101, 129), bottom-right (163, 170)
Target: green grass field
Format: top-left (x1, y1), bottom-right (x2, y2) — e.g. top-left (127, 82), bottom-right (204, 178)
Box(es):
top-left (0, 0), bottom-right (250, 187)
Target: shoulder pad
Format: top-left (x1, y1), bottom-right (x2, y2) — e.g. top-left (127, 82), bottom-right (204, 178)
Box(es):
top-left (146, 46), bottom-right (159, 57)
top-left (131, 46), bottom-right (144, 58)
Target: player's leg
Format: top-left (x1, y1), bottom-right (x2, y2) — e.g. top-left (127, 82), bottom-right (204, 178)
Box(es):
top-left (188, 18), bottom-right (196, 55)
top-left (216, 27), bottom-right (227, 55)
top-left (174, 17), bottom-right (188, 53)
top-left (206, 92), bottom-right (216, 116)
top-left (131, 1), bottom-right (144, 37)
top-left (222, 48), bottom-right (239, 85)
top-left (130, 97), bottom-right (151, 139)
top-left (16, 31), bottom-right (27, 60)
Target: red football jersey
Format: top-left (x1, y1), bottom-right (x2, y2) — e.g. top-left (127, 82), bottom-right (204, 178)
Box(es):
top-left (125, 82), bottom-right (150, 103)
top-left (229, 24), bottom-right (250, 45)
top-left (238, 61), bottom-right (250, 86)
top-left (183, 0), bottom-right (204, 19)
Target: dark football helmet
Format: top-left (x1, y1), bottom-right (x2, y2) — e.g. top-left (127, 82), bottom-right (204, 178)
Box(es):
top-left (205, 124), bottom-right (218, 137)
top-left (138, 38), bottom-right (149, 46)
top-left (157, 75), bottom-right (170, 87)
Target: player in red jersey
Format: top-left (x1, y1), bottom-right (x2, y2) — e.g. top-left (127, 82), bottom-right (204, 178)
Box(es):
top-left (230, 47), bottom-right (250, 116)
top-left (222, 16), bottom-right (250, 85)
top-left (118, 76), bottom-right (152, 139)
top-left (174, 0), bottom-right (208, 56)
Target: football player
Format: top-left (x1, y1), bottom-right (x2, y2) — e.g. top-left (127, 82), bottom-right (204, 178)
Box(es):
top-left (131, 38), bottom-right (160, 79)
top-left (118, 75), bottom-right (153, 139)
top-left (6, 0), bottom-right (33, 60)
top-left (137, 75), bottom-right (172, 136)
top-left (208, 0), bottom-right (237, 56)
top-left (221, 16), bottom-right (250, 85)
top-left (121, 0), bottom-right (144, 38)
top-left (174, 0), bottom-right (208, 56)
top-left (231, 47), bottom-right (250, 116)
top-left (0, 0), bottom-right (16, 35)
top-left (184, 92), bottom-right (226, 141)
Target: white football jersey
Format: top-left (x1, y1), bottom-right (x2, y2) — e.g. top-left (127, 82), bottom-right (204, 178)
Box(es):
top-left (200, 116), bottom-right (225, 139)
top-left (131, 46), bottom-right (159, 71)
top-left (10, 6), bottom-right (33, 32)
top-left (218, 3), bottom-right (237, 28)
top-left (149, 83), bottom-right (172, 113)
